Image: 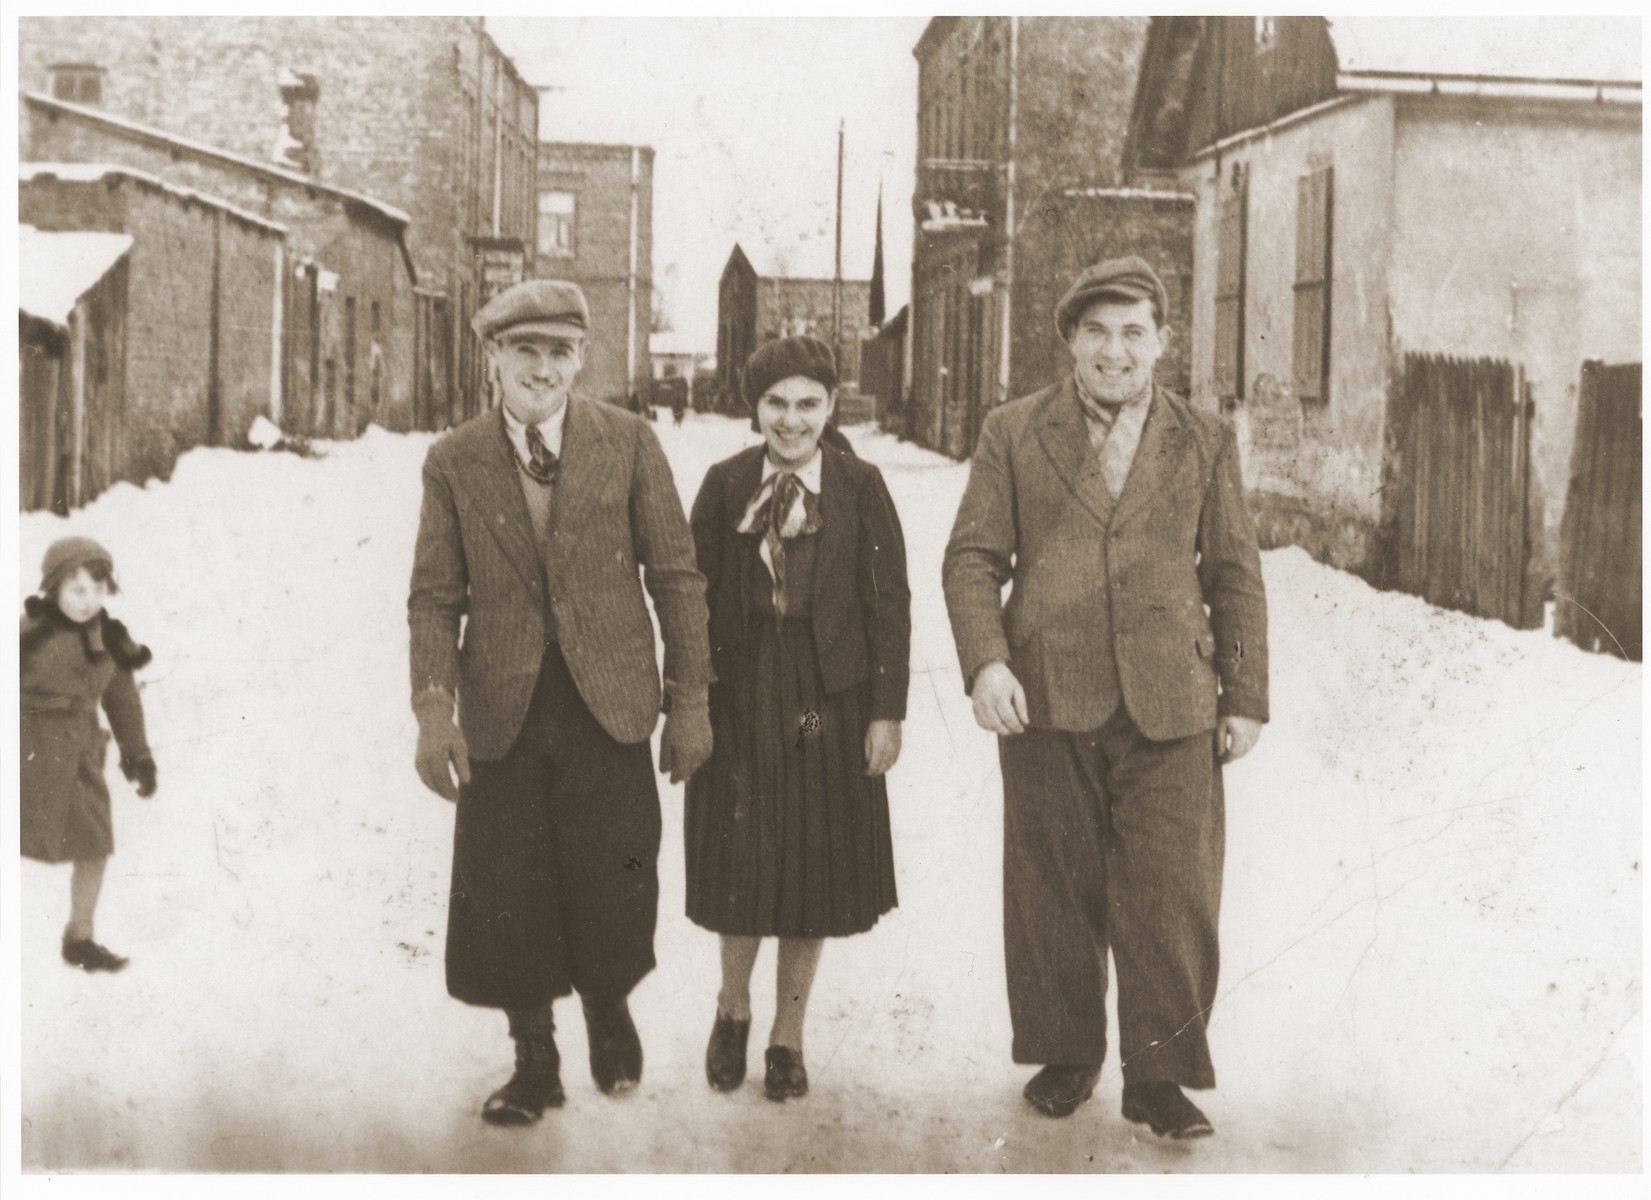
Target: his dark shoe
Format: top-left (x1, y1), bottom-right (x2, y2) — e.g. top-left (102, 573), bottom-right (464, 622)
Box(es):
top-left (62, 937), bottom-right (128, 973)
top-left (763, 1045), bottom-right (809, 1102)
top-left (1122, 1081), bottom-right (1214, 1139)
top-left (1023, 1064), bottom-right (1101, 1117)
top-left (582, 995), bottom-right (643, 1095)
top-left (705, 1012), bottom-right (751, 1092)
top-left (481, 1029), bottom-right (565, 1126)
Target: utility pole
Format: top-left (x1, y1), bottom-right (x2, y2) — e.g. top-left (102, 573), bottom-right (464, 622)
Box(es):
top-left (833, 120), bottom-right (844, 367)
top-left (999, 16), bottom-right (1019, 408)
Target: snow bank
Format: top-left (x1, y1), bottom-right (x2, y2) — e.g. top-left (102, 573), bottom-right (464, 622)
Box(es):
top-left (15, 412), bottom-right (1640, 1173)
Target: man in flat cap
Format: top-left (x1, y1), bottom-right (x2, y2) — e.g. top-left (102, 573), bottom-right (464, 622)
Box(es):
top-left (408, 279), bottom-right (714, 1124)
top-left (943, 256), bottom-right (1268, 1138)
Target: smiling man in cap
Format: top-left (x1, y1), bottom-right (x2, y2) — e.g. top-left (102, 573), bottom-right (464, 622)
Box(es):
top-left (943, 256), bottom-right (1268, 1139)
top-left (408, 278), bottom-right (713, 1124)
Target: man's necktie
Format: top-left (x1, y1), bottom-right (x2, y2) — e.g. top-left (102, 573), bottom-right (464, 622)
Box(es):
top-left (522, 424), bottom-right (558, 485)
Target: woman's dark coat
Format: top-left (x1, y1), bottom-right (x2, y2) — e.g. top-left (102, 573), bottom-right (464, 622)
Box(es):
top-left (690, 442), bottom-right (910, 722)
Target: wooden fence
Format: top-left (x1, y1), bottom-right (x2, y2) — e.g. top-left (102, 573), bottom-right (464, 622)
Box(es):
top-left (1555, 361), bottom-right (1642, 660)
top-left (1386, 353), bottom-right (1538, 628)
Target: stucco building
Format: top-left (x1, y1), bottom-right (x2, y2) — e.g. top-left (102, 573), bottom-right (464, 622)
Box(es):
top-left (1126, 16), bottom-right (1641, 612)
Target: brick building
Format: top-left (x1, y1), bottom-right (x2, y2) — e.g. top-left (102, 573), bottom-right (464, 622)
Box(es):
top-left (535, 142), bottom-right (654, 409)
top-left (714, 243), bottom-right (872, 414)
top-left (19, 227), bottom-right (132, 513)
top-left (19, 167), bottom-right (287, 504)
top-left (17, 15), bottom-right (538, 425)
top-left (909, 17), bottom-right (1194, 459)
top-left (22, 96), bottom-right (419, 437)
top-left (1126, 16), bottom-right (1641, 620)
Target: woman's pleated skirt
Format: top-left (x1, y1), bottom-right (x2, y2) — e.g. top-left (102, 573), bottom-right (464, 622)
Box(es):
top-left (685, 617), bottom-right (897, 938)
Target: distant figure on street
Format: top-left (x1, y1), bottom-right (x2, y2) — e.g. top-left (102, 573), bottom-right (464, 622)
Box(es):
top-left (671, 378), bottom-right (687, 427)
top-left (408, 279), bottom-right (713, 1125)
top-left (20, 537), bottom-right (158, 974)
top-left (942, 257), bottom-right (1269, 1139)
top-left (685, 336), bottom-right (910, 1102)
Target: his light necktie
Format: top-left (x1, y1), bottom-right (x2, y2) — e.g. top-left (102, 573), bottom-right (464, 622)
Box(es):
top-left (522, 423), bottom-right (558, 485)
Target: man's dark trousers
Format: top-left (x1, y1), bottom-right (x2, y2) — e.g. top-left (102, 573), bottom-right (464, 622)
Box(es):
top-left (446, 644), bottom-right (661, 1009)
top-left (1000, 705), bottom-right (1223, 1089)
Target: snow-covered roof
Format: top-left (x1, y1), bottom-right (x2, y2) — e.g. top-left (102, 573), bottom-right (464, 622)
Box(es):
top-left (21, 162), bottom-right (288, 237)
top-left (1327, 17), bottom-right (1641, 87)
top-left (19, 225), bottom-right (134, 327)
top-left (24, 91), bottom-right (413, 226)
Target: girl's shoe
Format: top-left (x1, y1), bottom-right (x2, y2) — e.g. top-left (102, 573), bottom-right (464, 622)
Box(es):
top-left (705, 1013), bottom-right (752, 1091)
top-left (62, 937), bottom-right (128, 973)
top-left (763, 1045), bottom-right (808, 1102)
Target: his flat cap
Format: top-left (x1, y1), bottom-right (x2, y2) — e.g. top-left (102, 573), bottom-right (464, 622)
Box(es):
top-left (1055, 256), bottom-right (1168, 341)
top-left (472, 279), bottom-right (590, 341)
top-left (743, 335), bottom-right (838, 407)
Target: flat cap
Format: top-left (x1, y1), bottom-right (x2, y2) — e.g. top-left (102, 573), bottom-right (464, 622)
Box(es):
top-left (1055, 255), bottom-right (1168, 341)
top-left (743, 335), bottom-right (838, 407)
top-left (472, 279), bottom-right (590, 341)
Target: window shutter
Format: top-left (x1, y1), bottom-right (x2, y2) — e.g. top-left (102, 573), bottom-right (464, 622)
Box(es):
top-left (1292, 167), bottom-right (1333, 404)
top-left (1214, 180), bottom-right (1248, 401)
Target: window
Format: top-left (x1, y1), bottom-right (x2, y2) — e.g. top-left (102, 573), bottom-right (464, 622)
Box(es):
top-left (538, 190), bottom-right (576, 258)
top-left (1293, 167), bottom-right (1334, 406)
top-left (1254, 17), bottom-right (1278, 52)
top-left (1214, 170), bottom-right (1248, 404)
top-left (50, 63), bottom-right (103, 105)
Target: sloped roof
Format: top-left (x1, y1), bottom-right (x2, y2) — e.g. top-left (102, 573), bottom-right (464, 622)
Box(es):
top-left (19, 225), bottom-right (134, 327)
top-left (21, 162), bottom-right (288, 236)
top-left (24, 91), bottom-right (413, 225)
top-left (1327, 17), bottom-right (1640, 86)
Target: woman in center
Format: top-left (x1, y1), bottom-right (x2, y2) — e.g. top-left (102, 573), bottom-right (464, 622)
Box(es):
top-left (686, 336), bottom-right (910, 1102)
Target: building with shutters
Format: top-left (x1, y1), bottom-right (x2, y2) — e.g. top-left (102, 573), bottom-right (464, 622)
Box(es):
top-left (1125, 16), bottom-right (1641, 580)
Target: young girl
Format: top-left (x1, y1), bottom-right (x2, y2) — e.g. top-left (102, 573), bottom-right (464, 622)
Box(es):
top-left (20, 537), bottom-right (157, 972)
top-left (685, 336), bottom-right (911, 1101)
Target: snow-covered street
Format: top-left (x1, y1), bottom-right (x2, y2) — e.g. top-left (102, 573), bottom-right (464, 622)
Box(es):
top-left (16, 412), bottom-right (1641, 1173)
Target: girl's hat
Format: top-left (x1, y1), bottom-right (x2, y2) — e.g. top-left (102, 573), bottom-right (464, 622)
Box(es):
top-left (40, 536), bottom-right (116, 597)
top-left (743, 336), bottom-right (838, 408)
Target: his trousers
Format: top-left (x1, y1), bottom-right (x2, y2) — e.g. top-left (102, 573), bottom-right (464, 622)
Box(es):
top-left (445, 645), bottom-right (661, 1010)
top-left (1000, 706), bottom-right (1223, 1088)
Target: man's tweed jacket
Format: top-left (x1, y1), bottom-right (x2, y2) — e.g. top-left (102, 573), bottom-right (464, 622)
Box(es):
top-left (408, 397), bottom-right (712, 760)
top-left (943, 380), bottom-right (1267, 739)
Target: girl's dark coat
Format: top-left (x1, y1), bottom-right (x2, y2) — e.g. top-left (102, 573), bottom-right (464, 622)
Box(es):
top-left (19, 598), bottom-right (151, 863)
top-left (689, 442), bottom-right (911, 722)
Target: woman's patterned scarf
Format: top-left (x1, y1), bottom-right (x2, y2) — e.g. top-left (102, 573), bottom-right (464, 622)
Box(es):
top-left (735, 470), bottom-right (822, 616)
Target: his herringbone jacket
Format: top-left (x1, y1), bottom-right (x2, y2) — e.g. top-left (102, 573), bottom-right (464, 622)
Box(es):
top-left (409, 396), bottom-right (711, 760)
top-left (943, 380), bottom-right (1268, 739)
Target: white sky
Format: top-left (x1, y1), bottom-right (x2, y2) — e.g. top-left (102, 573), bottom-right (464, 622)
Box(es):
top-left (487, 16), bottom-right (927, 353)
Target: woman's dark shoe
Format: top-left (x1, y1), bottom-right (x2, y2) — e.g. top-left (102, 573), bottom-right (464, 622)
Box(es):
top-left (1121, 1081), bottom-right (1214, 1139)
top-left (582, 995), bottom-right (643, 1095)
top-left (763, 1045), bottom-right (809, 1101)
top-left (705, 1013), bottom-right (751, 1092)
top-left (482, 1031), bottom-right (565, 1125)
top-left (61, 937), bottom-right (128, 973)
top-left (1023, 1064), bottom-right (1101, 1117)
